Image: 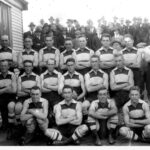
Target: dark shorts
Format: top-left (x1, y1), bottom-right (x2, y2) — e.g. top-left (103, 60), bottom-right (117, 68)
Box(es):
top-left (131, 127), bottom-right (144, 137)
top-left (42, 91), bottom-right (61, 108)
top-left (57, 124), bottom-right (78, 138)
top-left (17, 96), bottom-right (30, 103)
top-left (85, 91), bottom-right (98, 103)
top-left (113, 90), bottom-right (129, 110)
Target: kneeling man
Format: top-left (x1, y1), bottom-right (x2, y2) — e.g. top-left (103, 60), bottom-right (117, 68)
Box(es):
top-left (119, 86), bottom-right (150, 142)
top-left (87, 87), bottom-right (118, 145)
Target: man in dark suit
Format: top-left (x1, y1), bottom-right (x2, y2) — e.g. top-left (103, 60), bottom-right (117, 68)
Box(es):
top-left (66, 19), bottom-right (75, 38)
top-left (32, 27), bottom-right (44, 52)
top-left (23, 22), bottom-right (36, 39)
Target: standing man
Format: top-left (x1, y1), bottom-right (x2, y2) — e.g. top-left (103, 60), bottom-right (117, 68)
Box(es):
top-left (59, 37), bottom-right (75, 73)
top-left (20, 86), bottom-right (48, 145)
top-left (18, 37), bottom-right (39, 74)
top-left (24, 22), bottom-right (36, 39)
top-left (87, 87), bottom-right (118, 145)
top-left (119, 86), bottom-right (150, 142)
top-left (95, 33), bottom-right (116, 75)
top-left (39, 35), bottom-right (60, 73)
top-left (74, 36), bottom-right (94, 75)
top-left (0, 35), bottom-right (17, 70)
top-left (45, 85), bottom-right (88, 145)
top-left (122, 34), bottom-right (142, 92)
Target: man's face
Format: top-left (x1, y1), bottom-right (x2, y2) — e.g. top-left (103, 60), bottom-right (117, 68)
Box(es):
top-left (67, 61), bottom-right (75, 73)
top-left (30, 25), bottom-right (35, 31)
top-left (101, 37), bottom-right (110, 48)
top-left (24, 62), bottom-right (33, 74)
top-left (91, 57), bottom-right (99, 70)
top-left (130, 90), bottom-right (140, 104)
top-left (115, 56), bottom-right (124, 68)
top-left (31, 89), bottom-right (41, 102)
top-left (98, 89), bottom-right (108, 103)
top-left (45, 37), bottom-right (53, 47)
top-left (112, 42), bottom-right (122, 51)
top-left (79, 37), bottom-right (87, 48)
top-left (65, 40), bottom-right (73, 50)
top-left (0, 61), bottom-right (9, 73)
top-left (47, 60), bottom-right (55, 72)
top-left (24, 38), bottom-right (32, 49)
top-left (124, 37), bottom-right (134, 48)
top-left (1, 36), bottom-right (9, 47)
top-left (75, 30), bottom-right (81, 38)
top-left (63, 88), bottom-right (73, 102)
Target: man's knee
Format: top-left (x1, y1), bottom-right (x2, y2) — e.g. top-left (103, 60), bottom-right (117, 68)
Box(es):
top-left (75, 124), bottom-right (89, 137)
top-left (8, 101), bottom-right (15, 113)
top-left (26, 118), bottom-right (36, 133)
top-left (15, 102), bottom-right (23, 115)
top-left (143, 125), bottom-right (150, 137)
top-left (119, 126), bottom-right (128, 136)
top-left (37, 118), bottom-right (48, 131)
top-left (82, 100), bottom-right (90, 111)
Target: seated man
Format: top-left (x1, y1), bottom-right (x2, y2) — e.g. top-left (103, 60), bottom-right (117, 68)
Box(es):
top-left (83, 55), bottom-right (108, 114)
top-left (45, 85), bottom-right (88, 145)
top-left (110, 54), bottom-right (134, 109)
top-left (40, 59), bottom-right (62, 114)
top-left (7, 60), bottom-right (41, 135)
top-left (0, 60), bottom-right (16, 134)
top-left (59, 58), bottom-right (86, 102)
top-left (119, 86), bottom-right (150, 142)
top-left (87, 87), bottom-right (118, 145)
top-left (20, 86), bottom-right (48, 145)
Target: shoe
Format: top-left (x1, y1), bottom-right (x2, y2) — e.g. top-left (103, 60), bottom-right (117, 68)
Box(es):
top-left (74, 139), bottom-right (80, 145)
top-left (108, 133), bottom-right (115, 145)
top-left (19, 132), bottom-right (34, 145)
top-left (18, 137), bottom-right (25, 146)
top-left (7, 128), bottom-right (13, 140)
top-left (95, 138), bottom-right (102, 146)
top-left (53, 140), bottom-right (67, 145)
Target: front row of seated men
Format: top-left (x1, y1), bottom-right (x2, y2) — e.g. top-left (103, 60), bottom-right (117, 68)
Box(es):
top-left (18, 85), bottom-right (150, 145)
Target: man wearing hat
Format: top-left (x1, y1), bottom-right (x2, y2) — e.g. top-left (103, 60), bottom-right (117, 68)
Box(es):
top-left (66, 19), bottom-right (75, 38)
top-left (32, 26), bottom-right (44, 52)
top-left (24, 22), bottom-right (36, 39)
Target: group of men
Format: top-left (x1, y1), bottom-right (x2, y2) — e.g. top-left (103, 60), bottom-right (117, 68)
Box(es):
top-left (0, 29), bottom-right (150, 146)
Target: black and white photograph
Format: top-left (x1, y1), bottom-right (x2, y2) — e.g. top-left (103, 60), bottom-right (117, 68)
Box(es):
top-left (0, 0), bottom-right (150, 147)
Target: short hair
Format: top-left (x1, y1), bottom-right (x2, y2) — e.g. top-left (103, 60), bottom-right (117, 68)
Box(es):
top-left (23, 60), bottom-right (33, 66)
top-left (31, 86), bottom-right (41, 92)
top-left (91, 54), bottom-right (100, 61)
top-left (66, 58), bottom-right (75, 64)
top-left (0, 60), bottom-right (9, 65)
top-left (45, 35), bottom-right (53, 40)
top-left (24, 36), bottom-right (33, 41)
top-left (130, 86), bottom-right (140, 93)
top-left (78, 35), bottom-right (87, 40)
top-left (63, 85), bottom-right (73, 92)
top-left (47, 59), bottom-right (55, 65)
top-left (124, 34), bottom-right (133, 40)
top-left (65, 37), bottom-right (72, 42)
top-left (101, 33), bottom-right (111, 41)
top-left (98, 87), bottom-right (108, 93)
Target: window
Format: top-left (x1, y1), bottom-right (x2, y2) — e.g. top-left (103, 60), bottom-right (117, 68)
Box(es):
top-left (0, 1), bottom-right (12, 46)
